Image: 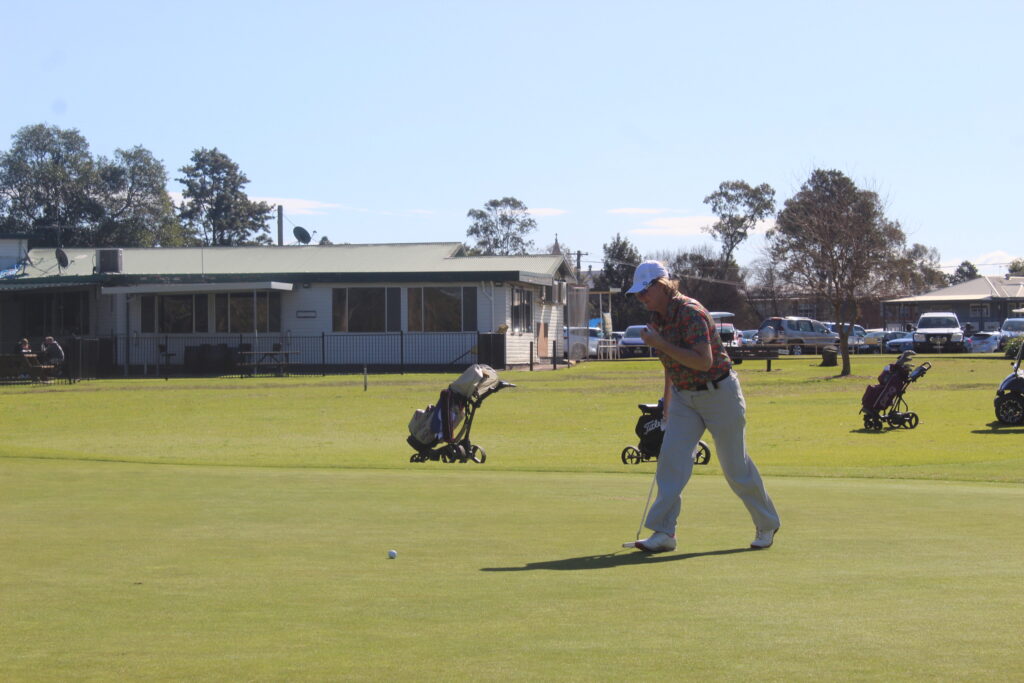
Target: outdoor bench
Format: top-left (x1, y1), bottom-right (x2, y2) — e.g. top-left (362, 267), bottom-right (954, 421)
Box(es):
top-left (727, 345), bottom-right (780, 371)
top-left (0, 353), bottom-right (56, 381)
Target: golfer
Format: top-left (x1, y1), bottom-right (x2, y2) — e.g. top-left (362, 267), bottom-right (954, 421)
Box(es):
top-left (627, 260), bottom-right (780, 552)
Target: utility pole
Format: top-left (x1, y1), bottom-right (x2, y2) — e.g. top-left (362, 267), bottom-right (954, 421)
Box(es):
top-left (277, 205), bottom-right (284, 246)
top-left (574, 250), bottom-right (589, 279)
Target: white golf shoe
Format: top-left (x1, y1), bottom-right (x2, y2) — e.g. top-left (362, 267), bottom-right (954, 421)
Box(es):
top-left (750, 527), bottom-right (778, 549)
top-left (635, 532), bottom-right (676, 553)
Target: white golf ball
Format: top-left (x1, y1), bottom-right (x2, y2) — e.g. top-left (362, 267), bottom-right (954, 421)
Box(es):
top-left (387, 549), bottom-right (398, 559)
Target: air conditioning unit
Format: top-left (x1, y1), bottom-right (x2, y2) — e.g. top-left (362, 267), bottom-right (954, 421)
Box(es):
top-left (97, 248), bottom-right (123, 273)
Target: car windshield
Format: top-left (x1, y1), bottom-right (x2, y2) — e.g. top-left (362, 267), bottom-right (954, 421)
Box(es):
top-left (1002, 320), bottom-right (1024, 332)
top-left (918, 317), bottom-right (958, 329)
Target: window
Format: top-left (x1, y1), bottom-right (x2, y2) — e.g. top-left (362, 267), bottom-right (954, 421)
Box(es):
top-left (511, 287), bottom-right (533, 333)
top-left (333, 287), bottom-right (400, 332)
top-left (214, 292), bottom-right (281, 332)
top-left (160, 295), bottom-right (210, 333)
top-left (407, 286), bottom-right (476, 332)
top-left (970, 303), bottom-right (990, 318)
top-left (141, 294), bottom-right (210, 333)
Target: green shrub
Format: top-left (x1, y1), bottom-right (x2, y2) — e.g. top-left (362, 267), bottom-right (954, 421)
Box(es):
top-left (1005, 336), bottom-right (1023, 358)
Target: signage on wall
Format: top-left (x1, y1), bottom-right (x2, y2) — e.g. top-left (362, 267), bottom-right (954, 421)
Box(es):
top-left (296, 310), bottom-right (317, 319)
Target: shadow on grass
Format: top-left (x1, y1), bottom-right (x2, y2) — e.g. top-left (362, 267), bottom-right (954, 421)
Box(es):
top-left (972, 421), bottom-right (1024, 434)
top-left (481, 547), bottom-right (755, 572)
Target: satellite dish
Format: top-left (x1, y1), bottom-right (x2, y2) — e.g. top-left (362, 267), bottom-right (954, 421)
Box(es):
top-left (293, 226), bottom-right (311, 245)
top-left (56, 248), bottom-right (70, 269)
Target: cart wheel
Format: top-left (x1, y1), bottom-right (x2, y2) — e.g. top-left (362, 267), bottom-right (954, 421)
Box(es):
top-left (410, 453), bottom-right (422, 463)
top-left (887, 413), bottom-right (905, 428)
top-left (621, 446), bottom-right (642, 465)
top-left (903, 413), bottom-right (919, 429)
top-left (470, 445), bottom-right (487, 464)
top-left (995, 394), bottom-right (1024, 425)
top-left (692, 441), bottom-right (711, 465)
top-left (863, 415), bottom-right (873, 430)
top-left (866, 415), bottom-right (883, 431)
top-left (453, 444), bottom-right (469, 463)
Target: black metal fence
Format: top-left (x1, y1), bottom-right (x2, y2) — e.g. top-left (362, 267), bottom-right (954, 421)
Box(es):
top-left (49, 332), bottom-right (509, 380)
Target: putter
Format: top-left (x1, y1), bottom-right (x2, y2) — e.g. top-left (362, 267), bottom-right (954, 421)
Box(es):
top-left (622, 470), bottom-right (657, 548)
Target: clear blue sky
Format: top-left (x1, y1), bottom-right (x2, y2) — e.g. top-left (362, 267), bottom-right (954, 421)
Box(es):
top-left (3, 1), bottom-right (1021, 276)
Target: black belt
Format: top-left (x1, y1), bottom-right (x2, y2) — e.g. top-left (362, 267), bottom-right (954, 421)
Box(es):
top-left (691, 371), bottom-right (731, 391)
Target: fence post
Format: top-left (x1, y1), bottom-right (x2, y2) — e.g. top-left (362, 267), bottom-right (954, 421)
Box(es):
top-left (552, 340), bottom-right (556, 370)
top-left (529, 341), bottom-right (534, 371)
top-left (400, 330), bottom-right (405, 375)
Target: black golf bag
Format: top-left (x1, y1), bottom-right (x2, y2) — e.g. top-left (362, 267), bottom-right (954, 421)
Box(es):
top-left (621, 401), bottom-right (711, 465)
top-left (407, 364), bottom-right (514, 463)
top-left (860, 351), bottom-right (931, 431)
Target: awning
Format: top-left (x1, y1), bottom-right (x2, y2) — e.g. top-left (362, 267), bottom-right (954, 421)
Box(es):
top-left (101, 281), bottom-right (294, 295)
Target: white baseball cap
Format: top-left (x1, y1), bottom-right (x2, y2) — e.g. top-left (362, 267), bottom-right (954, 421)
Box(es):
top-left (626, 260), bottom-right (669, 294)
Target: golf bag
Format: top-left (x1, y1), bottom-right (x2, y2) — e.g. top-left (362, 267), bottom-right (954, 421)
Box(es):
top-left (860, 351), bottom-right (931, 431)
top-left (407, 364), bottom-right (514, 463)
top-left (620, 400), bottom-right (711, 465)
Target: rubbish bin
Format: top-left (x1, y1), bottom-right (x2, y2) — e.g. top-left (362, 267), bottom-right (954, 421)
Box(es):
top-left (821, 345), bottom-right (838, 367)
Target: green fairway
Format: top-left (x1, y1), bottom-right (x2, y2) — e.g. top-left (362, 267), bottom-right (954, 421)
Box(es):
top-left (1, 354), bottom-right (1022, 680)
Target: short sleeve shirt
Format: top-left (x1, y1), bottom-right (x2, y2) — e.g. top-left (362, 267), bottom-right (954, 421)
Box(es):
top-left (651, 294), bottom-right (733, 391)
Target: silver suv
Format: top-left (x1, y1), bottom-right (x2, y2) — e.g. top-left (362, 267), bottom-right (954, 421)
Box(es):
top-left (757, 316), bottom-right (839, 355)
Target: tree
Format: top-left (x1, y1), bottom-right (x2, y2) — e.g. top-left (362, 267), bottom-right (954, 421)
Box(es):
top-left (0, 123), bottom-right (102, 245)
top-left (176, 148), bottom-right (273, 246)
top-left (703, 180), bottom-right (775, 280)
top-left (0, 123), bottom-right (185, 247)
top-left (593, 233), bottom-right (645, 327)
top-left (896, 243), bottom-right (948, 295)
top-left (95, 146), bottom-right (188, 247)
top-left (1006, 258), bottom-right (1024, 276)
top-left (949, 260), bottom-right (979, 285)
top-left (768, 169), bottom-right (907, 376)
top-left (465, 197), bottom-right (537, 255)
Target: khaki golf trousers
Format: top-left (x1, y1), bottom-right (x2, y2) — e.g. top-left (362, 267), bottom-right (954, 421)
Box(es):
top-left (645, 371), bottom-right (780, 536)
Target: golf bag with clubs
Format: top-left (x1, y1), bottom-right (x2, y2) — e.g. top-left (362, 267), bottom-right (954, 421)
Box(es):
top-left (407, 364), bottom-right (514, 463)
top-left (860, 350), bottom-right (931, 431)
top-left (621, 400), bottom-right (711, 466)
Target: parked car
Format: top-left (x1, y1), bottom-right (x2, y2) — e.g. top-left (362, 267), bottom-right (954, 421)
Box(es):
top-left (886, 333), bottom-right (916, 354)
top-left (999, 318), bottom-right (1024, 350)
top-left (618, 325), bottom-right (651, 358)
top-left (709, 312), bottom-right (741, 347)
top-left (863, 329), bottom-right (908, 353)
top-left (756, 316), bottom-right (838, 355)
top-left (823, 322), bottom-right (869, 352)
top-left (912, 312), bottom-right (966, 353)
top-left (741, 329), bottom-right (759, 344)
top-left (968, 330), bottom-right (1002, 353)
top-left (564, 326), bottom-right (604, 358)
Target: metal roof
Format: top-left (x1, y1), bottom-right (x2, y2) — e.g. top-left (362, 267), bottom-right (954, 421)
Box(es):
top-left (884, 275), bottom-right (1024, 304)
top-left (1, 243), bottom-right (577, 291)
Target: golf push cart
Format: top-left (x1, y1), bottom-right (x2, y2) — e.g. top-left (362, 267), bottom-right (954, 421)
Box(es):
top-left (407, 364), bottom-right (514, 463)
top-left (860, 350), bottom-right (931, 431)
top-left (621, 400), bottom-right (711, 466)
top-left (994, 338), bottom-right (1024, 426)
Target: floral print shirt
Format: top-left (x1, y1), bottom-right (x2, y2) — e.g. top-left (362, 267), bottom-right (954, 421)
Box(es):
top-left (651, 294), bottom-right (733, 390)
